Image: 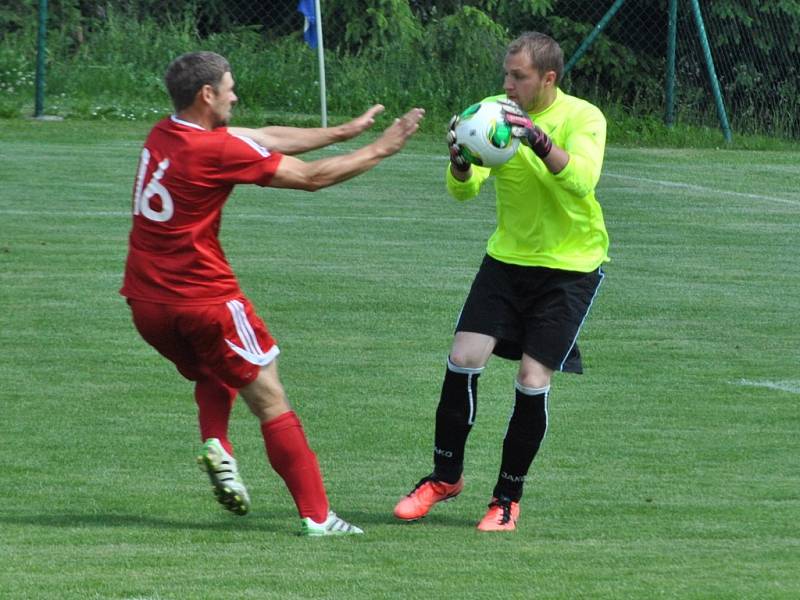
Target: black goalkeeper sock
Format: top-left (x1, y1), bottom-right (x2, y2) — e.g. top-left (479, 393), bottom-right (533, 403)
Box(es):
top-left (492, 382), bottom-right (550, 502)
top-left (432, 358), bottom-right (483, 484)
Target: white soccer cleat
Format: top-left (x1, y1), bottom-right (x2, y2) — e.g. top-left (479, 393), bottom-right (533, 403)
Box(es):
top-left (300, 511), bottom-right (364, 537)
top-left (197, 438), bottom-right (251, 516)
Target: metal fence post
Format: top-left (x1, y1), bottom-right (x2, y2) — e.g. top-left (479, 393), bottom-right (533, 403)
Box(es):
top-left (689, 0), bottom-right (732, 142)
top-left (563, 0), bottom-right (628, 76)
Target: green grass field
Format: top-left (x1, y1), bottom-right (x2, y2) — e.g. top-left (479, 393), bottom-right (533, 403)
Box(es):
top-left (1, 119), bottom-right (799, 599)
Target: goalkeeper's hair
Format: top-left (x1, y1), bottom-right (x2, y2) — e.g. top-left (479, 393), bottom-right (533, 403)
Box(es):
top-left (164, 51), bottom-right (231, 112)
top-left (507, 32), bottom-right (564, 85)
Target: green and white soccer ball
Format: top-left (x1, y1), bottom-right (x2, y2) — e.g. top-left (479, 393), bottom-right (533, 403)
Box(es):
top-left (454, 100), bottom-right (520, 167)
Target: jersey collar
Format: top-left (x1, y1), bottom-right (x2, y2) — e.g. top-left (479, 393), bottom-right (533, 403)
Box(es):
top-left (170, 114), bottom-right (206, 130)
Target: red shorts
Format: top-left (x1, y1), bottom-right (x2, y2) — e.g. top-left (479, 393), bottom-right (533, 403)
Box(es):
top-left (127, 296), bottom-right (279, 389)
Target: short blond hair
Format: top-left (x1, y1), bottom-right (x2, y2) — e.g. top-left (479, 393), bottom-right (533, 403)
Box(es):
top-left (507, 32), bottom-right (564, 85)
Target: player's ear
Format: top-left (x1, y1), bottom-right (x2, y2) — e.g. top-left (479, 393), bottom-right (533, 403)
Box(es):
top-left (198, 84), bottom-right (216, 106)
top-left (543, 70), bottom-right (557, 88)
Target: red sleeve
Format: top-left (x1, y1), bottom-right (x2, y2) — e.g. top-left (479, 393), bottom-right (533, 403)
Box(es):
top-left (216, 130), bottom-right (284, 186)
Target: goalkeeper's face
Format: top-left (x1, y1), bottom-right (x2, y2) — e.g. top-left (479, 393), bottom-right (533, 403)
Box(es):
top-left (209, 71), bottom-right (238, 127)
top-left (503, 52), bottom-right (555, 114)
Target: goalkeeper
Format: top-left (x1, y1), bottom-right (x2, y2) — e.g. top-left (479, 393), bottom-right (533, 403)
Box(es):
top-left (394, 31), bottom-right (608, 531)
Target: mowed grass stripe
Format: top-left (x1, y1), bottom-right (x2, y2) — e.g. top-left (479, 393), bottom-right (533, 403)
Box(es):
top-left (1, 121), bottom-right (798, 599)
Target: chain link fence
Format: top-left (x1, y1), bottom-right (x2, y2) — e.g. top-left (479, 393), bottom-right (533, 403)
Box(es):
top-left (6, 0), bottom-right (799, 139)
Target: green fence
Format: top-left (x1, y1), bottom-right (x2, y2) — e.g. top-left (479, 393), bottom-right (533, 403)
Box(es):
top-left (4, 0), bottom-right (799, 140)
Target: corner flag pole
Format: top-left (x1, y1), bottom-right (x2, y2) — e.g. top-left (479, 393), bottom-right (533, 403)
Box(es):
top-left (314, 0), bottom-right (327, 127)
top-left (35, 0), bottom-right (48, 117)
top-left (665, 0), bottom-right (678, 127)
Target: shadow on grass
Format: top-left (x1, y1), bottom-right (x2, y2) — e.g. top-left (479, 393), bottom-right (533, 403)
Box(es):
top-left (0, 508), bottom-right (479, 534)
top-left (337, 508), bottom-right (478, 529)
top-left (0, 511), bottom-right (285, 533)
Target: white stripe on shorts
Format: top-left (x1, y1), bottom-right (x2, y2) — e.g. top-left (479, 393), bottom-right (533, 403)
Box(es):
top-left (225, 300), bottom-right (279, 366)
top-left (558, 268), bottom-right (605, 371)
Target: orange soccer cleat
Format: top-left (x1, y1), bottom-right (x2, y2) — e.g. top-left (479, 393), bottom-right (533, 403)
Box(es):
top-left (393, 475), bottom-right (464, 521)
top-left (476, 496), bottom-right (520, 532)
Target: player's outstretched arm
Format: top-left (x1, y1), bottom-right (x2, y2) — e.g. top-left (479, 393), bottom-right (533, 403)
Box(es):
top-left (268, 108), bottom-right (424, 191)
top-left (228, 104), bottom-right (385, 155)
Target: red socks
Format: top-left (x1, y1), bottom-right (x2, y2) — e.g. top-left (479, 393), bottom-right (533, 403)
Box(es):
top-left (195, 380), bottom-right (329, 523)
top-left (261, 411), bottom-right (329, 522)
top-left (194, 377), bottom-right (236, 454)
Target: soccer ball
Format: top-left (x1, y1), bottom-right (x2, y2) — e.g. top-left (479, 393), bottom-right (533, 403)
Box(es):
top-left (454, 101), bottom-right (520, 167)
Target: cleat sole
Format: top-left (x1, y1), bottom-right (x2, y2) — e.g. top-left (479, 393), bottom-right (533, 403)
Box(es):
top-left (197, 450), bottom-right (250, 516)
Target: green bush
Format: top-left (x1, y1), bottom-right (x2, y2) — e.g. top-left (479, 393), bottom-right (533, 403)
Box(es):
top-left (3, 0), bottom-right (799, 145)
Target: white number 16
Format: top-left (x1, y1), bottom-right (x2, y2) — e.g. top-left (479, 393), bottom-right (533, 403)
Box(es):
top-left (133, 148), bottom-right (174, 222)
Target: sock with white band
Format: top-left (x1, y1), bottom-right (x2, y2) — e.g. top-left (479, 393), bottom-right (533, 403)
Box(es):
top-left (432, 358), bottom-right (483, 484)
top-left (492, 381), bottom-right (550, 502)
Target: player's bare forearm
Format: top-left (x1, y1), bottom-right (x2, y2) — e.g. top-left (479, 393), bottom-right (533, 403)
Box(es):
top-left (228, 125), bottom-right (341, 155)
top-left (276, 144), bottom-right (385, 191)
top-left (228, 104), bottom-right (386, 156)
top-left (268, 108), bottom-right (424, 191)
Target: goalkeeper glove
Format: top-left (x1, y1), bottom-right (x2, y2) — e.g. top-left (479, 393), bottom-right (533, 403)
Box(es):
top-left (498, 99), bottom-right (553, 159)
top-left (446, 114), bottom-right (471, 172)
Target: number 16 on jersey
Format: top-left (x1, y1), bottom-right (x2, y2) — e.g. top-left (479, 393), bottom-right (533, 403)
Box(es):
top-left (133, 147), bottom-right (174, 222)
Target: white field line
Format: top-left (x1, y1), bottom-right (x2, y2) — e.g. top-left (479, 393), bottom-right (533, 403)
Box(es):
top-left (603, 172), bottom-right (800, 207)
top-left (0, 208), bottom-right (489, 224)
top-left (2, 167), bottom-right (798, 220)
top-left (735, 379), bottom-right (800, 394)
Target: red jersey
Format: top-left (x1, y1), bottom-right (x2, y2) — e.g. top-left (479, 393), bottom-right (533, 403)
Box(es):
top-left (121, 116), bottom-right (283, 305)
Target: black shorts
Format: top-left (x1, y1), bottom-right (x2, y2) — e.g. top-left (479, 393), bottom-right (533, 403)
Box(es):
top-left (455, 255), bottom-right (605, 373)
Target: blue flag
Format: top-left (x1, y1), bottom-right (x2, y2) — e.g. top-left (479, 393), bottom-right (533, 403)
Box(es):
top-left (298, 0), bottom-right (318, 49)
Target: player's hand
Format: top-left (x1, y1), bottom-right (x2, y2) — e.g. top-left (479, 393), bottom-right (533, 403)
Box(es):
top-left (375, 107), bottom-right (425, 156)
top-left (339, 104), bottom-right (385, 140)
top-left (498, 99), bottom-right (553, 158)
top-left (447, 114), bottom-right (471, 172)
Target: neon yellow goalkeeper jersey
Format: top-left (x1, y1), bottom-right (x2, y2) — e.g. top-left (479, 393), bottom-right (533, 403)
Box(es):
top-left (446, 89), bottom-right (609, 272)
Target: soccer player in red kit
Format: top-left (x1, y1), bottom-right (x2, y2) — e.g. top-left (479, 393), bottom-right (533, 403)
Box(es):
top-left (121, 51), bottom-right (424, 536)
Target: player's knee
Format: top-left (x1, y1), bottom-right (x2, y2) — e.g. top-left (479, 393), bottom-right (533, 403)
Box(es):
top-left (448, 349), bottom-right (486, 371)
top-left (518, 355), bottom-right (553, 389)
top-left (258, 378), bottom-right (286, 405)
top-left (516, 370), bottom-right (551, 390)
top-left (240, 367), bottom-right (289, 419)
top-left (246, 390), bottom-right (288, 421)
